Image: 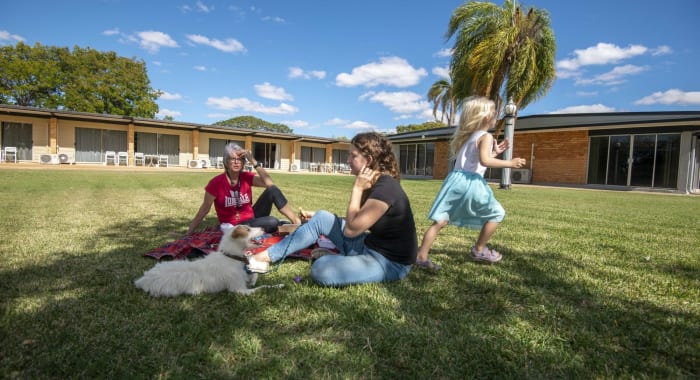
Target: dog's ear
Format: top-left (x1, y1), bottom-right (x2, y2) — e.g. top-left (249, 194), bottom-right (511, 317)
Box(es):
top-left (231, 225), bottom-right (249, 239)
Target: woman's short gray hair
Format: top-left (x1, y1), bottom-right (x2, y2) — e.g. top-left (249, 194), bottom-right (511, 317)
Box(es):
top-left (224, 142), bottom-right (244, 158)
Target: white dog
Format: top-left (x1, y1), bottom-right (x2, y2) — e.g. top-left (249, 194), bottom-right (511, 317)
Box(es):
top-left (135, 225), bottom-right (283, 297)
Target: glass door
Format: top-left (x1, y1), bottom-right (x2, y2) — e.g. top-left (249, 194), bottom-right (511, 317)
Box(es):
top-left (629, 135), bottom-right (655, 187)
top-left (607, 136), bottom-right (630, 186)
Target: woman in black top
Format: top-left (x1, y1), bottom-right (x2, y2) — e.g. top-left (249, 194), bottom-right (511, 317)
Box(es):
top-left (246, 132), bottom-right (418, 286)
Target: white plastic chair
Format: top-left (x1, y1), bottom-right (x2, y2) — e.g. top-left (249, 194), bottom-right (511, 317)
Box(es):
top-left (134, 152), bottom-right (145, 166)
top-left (157, 154), bottom-right (168, 167)
top-left (104, 151), bottom-right (117, 165)
top-left (117, 151), bottom-right (128, 166)
top-left (4, 147), bottom-right (17, 163)
top-left (216, 157), bottom-right (224, 169)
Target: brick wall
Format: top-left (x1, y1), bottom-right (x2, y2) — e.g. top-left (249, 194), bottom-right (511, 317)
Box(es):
top-left (433, 140), bottom-right (450, 179)
top-left (430, 130), bottom-right (590, 185)
top-left (514, 130), bottom-right (589, 184)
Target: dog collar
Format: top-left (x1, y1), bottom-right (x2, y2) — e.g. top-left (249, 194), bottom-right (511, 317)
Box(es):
top-left (222, 252), bottom-right (249, 263)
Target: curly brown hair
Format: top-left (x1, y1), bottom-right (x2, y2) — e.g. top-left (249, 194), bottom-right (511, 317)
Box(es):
top-left (350, 132), bottom-right (400, 180)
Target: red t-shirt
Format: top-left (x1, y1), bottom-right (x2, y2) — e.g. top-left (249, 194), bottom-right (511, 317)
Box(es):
top-left (205, 172), bottom-right (255, 224)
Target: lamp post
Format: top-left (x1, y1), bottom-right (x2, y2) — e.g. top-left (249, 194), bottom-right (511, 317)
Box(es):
top-left (499, 99), bottom-right (517, 189)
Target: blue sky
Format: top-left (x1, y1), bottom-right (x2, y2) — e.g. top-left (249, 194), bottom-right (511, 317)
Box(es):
top-left (2, 0), bottom-right (699, 138)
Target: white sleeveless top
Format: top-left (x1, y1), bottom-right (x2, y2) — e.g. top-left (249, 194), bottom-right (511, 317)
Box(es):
top-left (454, 130), bottom-right (489, 176)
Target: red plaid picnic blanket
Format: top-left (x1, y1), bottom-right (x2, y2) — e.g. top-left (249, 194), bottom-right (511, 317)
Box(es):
top-left (144, 227), bottom-right (223, 260)
top-left (144, 228), bottom-right (337, 261)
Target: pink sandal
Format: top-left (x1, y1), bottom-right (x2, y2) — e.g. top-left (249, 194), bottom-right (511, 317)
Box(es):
top-left (469, 246), bottom-right (502, 263)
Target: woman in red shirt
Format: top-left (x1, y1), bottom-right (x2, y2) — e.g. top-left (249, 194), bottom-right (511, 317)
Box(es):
top-left (186, 143), bottom-right (301, 234)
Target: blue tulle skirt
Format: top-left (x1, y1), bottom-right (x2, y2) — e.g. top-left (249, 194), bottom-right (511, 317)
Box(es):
top-left (427, 170), bottom-right (505, 229)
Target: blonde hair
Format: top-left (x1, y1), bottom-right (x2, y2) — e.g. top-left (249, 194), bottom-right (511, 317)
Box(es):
top-left (449, 96), bottom-right (496, 157)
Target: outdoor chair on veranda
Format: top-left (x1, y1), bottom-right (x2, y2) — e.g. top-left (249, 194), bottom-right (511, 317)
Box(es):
top-left (117, 151), bottom-right (128, 166)
top-left (134, 152), bottom-right (145, 166)
top-left (3, 147), bottom-right (17, 163)
top-left (104, 151), bottom-right (117, 165)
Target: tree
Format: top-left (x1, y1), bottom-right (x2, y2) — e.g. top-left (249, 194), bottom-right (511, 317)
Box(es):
top-left (0, 42), bottom-right (160, 118)
top-left (0, 42), bottom-right (65, 108)
top-left (427, 78), bottom-right (457, 126)
top-left (213, 116), bottom-right (293, 134)
top-left (446, 0), bottom-right (556, 134)
top-left (396, 120), bottom-right (447, 134)
top-left (62, 46), bottom-right (160, 117)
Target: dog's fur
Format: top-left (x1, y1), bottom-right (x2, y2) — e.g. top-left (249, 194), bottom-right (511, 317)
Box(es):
top-left (135, 225), bottom-right (283, 297)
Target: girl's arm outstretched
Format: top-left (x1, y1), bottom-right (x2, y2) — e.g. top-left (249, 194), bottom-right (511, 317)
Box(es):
top-left (479, 134), bottom-right (526, 169)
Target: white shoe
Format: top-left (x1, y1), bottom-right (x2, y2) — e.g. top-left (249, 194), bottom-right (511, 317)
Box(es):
top-left (246, 253), bottom-right (270, 274)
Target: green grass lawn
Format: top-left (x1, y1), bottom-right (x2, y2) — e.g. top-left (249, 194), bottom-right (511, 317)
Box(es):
top-left (1, 167), bottom-right (698, 379)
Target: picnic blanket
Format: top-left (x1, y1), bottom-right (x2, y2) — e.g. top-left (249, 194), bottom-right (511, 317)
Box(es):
top-left (144, 227), bottom-right (337, 261)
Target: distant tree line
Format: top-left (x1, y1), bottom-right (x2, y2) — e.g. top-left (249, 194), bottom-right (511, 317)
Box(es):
top-left (213, 115), bottom-right (293, 134)
top-left (396, 121), bottom-right (448, 134)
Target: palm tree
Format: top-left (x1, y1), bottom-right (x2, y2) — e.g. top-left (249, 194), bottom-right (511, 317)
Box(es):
top-left (446, 0), bottom-right (556, 134)
top-left (427, 78), bottom-right (457, 126)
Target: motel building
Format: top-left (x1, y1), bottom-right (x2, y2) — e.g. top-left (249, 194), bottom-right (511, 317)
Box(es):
top-left (1, 104), bottom-right (699, 194)
top-left (388, 111), bottom-right (700, 194)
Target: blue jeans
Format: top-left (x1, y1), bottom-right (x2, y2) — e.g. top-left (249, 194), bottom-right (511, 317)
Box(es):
top-left (267, 210), bottom-right (412, 287)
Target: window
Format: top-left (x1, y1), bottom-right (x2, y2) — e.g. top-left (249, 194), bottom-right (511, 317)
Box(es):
top-left (300, 146), bottom-right (325, 170)
top-left (209, 138), bottom-right (245, 159)
top-left (399, 143), bottom-right (434, 176)
top-left (134, 132), bottom-right (180, 165)
top-left (587, 133), bottom-right (680, 188)
top-left (654, 134), bottom-right (680, 188)
top-left (1, 122), bottom-right (33, 160)
top-left (252, 142), bottom-right (278, 168)
top-left (75, 127), bottom-right (127, 163)
top-left (331, 149), bottom-right (348, 164)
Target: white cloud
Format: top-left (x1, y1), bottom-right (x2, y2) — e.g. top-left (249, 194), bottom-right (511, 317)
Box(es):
top-left (206, 96), bottom-right (299, 115)
top-left (288, 67), bottom-right (326, 80)
top-left (557, 43), bottom-right (648, 71)
top-left (156, 108), bottom-right (182, 118)
top-left (575, 64), bottom-right (648, 86)
top-left (136, 31), bottom-right (178, 53)
top-left (102, 28), bottom-right (120, 36)
top-left (193, 65), bottom-right (207, 71)
top-left (432, 66), bottom-right (450, 79)
top-left (207, 113), bottom-right (230, 119)
top-left (159, 91), bottom-right (183, 100)
top-left (360, 91), bottom-right (431, 115)
top-left (0, 30), bottom-right (24, 44)
top-left (576, 91), bottom-right (598, 97)
top-left (262, 16), bottom-right (285, 23)
top-left (434, 48), bottom-right (453, 58)
top-left (549, 104), bottom-right (616, 114)
top-left (195, 1), bottom-right (213, 12)
top-left (255, 82), bottom-right (293, 101)
top-left (342, 121), bottom-right (377, 130)
top-left (651, 45), bottom-right (673, 56)
top-left (634, 89), bottom-right (700, 106)
top-left (325, 118), bottom-right (349, 126)
top-left (280, 120), bottom-right (308, 128)
top-left (186, 34), bottom-right (246, 53)
top-left (335, 56), bottom-right (427, 88)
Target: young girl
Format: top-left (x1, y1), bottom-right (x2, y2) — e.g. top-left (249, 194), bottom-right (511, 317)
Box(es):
top-left (415, 96), bottom-right (526, 268)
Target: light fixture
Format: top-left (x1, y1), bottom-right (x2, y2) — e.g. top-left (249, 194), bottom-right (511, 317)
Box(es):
top-left (505, 99), bottom-right (517, 116)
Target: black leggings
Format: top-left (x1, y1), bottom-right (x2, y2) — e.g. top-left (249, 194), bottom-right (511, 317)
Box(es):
top-left (240, 185), bottom-right (290, 233)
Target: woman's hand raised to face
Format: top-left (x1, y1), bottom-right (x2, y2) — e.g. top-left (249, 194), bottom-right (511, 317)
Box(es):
top-left (354, 165), bottom-right (379, 190)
